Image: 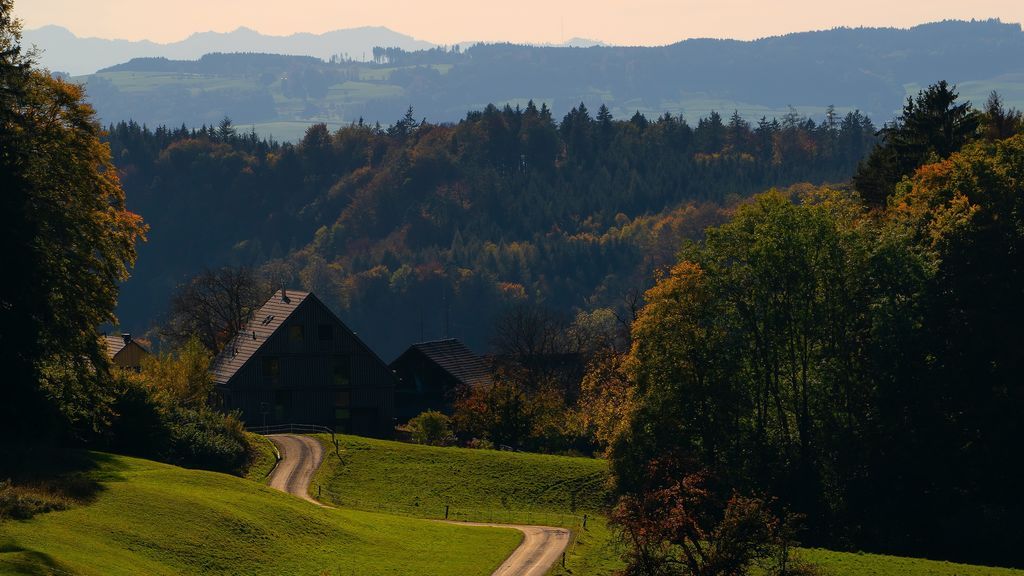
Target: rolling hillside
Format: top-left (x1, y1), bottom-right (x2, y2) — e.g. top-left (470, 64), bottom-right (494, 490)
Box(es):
top-left (0, 452), bottom-right (520, 576)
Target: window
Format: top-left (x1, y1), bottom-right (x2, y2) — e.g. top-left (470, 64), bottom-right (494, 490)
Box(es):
top-left (318, 324), bottom-right (333, 341)
top-left (262, 357), bottom-right (280, 384)
top-left (333, 356), bottom-right (351, 387)
top-left (274, 390), bottom-right (290, 421)
top-left (335, 389), bottom-right (351, 407)
top-left (287, 324), bottom-right (304, 343)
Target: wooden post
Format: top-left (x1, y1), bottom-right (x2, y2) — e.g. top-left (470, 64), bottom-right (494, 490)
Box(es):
top-left (445, 505), bottom-right (449, 520)
top-left (583, 513), bottom-right (588, 529)
top-left (318, 484), bottom-right (321, 497)
top-left (562, 552), bottom-right (566, 568)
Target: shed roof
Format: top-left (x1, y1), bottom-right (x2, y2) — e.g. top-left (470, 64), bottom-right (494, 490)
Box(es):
top-left (398, 339), bottom-right (491, 387)
top-left (210, 289), bottom-right (309, 385)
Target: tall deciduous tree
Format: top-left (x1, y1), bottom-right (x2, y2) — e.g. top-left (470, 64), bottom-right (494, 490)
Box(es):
top-left (1, 1), bottom-right (146, 443)
top-left (162, 266), bottom-right (268, 353)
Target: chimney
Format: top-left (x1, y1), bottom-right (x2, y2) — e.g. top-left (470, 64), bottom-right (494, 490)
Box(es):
top-left (121, 333), bottom-right (131, 345)
top-left (281, 287), bottom-right (289, 303)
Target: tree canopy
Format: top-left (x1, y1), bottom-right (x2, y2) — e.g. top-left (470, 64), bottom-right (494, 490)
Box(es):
top-left (0, 2), bottom-right (146, 443)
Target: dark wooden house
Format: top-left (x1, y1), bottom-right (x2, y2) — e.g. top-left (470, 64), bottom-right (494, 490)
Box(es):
top-left (103, 333), bottom-right (149, 371)
top-left (211, 289), bottom-right (395, 437)
top-left (390, 339), bottom-right (491, 422)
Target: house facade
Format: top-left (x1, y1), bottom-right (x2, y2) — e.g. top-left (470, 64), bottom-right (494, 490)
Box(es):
top-left (104, 333), bottom-right (149, 371)
top-left (211, 290), bottom-right (395, 438)
top-left (390, 338), bottom-right (491, 422)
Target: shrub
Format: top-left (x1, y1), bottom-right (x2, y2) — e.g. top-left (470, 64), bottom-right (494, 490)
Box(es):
top-left (160, 406), bottom-right (249, 474)
top-left (612, 459), bottom-right (819, 576)
top-left (408, 410), bottom-right (455, 446)
top-left (104, 370), bottom-right (249, 475)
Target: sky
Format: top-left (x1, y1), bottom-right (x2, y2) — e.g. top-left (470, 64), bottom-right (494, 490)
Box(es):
top-left (15, 0), bottom-right (1024, 46)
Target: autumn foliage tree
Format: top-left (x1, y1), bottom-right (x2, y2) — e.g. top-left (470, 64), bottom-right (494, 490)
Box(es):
top-left (612, 458), bottom-right (814, 576)
top-left (1, 2), bottom-right (146, 445)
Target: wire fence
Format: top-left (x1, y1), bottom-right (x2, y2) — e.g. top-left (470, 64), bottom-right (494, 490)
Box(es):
top-left (316, 484), bottom-right (586, 527)
top-left (315, 484), bottom-right (588, 569)
top-left (247, 423), bottom-right (336, 443)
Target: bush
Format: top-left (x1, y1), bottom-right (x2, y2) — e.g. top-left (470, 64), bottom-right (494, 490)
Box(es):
top-left (408, 410), bottom-right (455, 447)
top-left (465, 438), bottom-right (495, 450)
top-left (104, 372), bottom-right (249, 475)
top-left (160, 406), bottom-right (249, 474)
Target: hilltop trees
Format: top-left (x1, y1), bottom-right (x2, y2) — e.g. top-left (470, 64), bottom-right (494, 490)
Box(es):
top-left (1, 2), bottom-right (146, 444)
top-left (854, 81), bottom-right (981, 206)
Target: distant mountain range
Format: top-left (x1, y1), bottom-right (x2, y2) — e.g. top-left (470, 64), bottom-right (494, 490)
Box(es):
top-left (24, 25), bottom-right (606, 76)
top-left (23, 25), bottom-right (437, 75)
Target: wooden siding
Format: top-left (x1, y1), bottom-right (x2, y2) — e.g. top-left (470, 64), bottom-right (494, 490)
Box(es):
top-left (111, 342), bottom-right (148, 370)
top-left (217, 292), bottom-right (395, 437)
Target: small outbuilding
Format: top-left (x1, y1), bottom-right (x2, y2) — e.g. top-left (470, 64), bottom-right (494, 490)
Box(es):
top-left (390, 338), bottom-right (491, 422)
top-left (210, 289), bottom-right (395, 438)
top-left (104, 333), bottom-right (149, 371)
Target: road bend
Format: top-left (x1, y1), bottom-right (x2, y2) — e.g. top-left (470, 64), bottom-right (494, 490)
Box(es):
top-left (265, 433), bottom-right (572, 575)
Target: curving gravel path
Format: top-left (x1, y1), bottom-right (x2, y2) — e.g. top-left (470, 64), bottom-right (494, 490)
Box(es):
top-left (264, 433), bottom-right (571, 575)
top-left (266, 434), bottom-right (327, 506)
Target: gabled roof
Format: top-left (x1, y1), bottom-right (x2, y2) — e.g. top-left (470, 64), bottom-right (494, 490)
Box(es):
top-left (396, 339), bottom-right (492, 387)
top-left (104, 334), bottom-right (147, 359)
top-left (210, 289), bottom-right (309, 385)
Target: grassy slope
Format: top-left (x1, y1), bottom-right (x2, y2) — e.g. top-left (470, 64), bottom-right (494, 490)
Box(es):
top-left (243, 432), bottom-right (279, 483)
top-left (312, 434), bottom-right (1024, 576)
top-left (0, 452), bottom-right (520, 576)
top-left (312, 434), bottom-right (610, 522)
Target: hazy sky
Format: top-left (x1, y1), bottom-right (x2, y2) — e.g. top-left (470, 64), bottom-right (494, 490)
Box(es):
top-left (16, 0), bottom-right (1024, 45)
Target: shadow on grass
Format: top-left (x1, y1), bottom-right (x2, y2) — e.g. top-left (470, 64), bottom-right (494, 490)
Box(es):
top-left (0, 448), bottom-right (126, 521)
top-left (0, 540), bottom-right (76, 576)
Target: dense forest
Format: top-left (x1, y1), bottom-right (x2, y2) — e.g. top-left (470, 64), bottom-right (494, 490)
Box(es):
top-left (108, 102), bottom-right (877, 357)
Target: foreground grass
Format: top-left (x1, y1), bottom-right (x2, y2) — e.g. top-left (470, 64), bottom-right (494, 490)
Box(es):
top-left (547, 525), bottom-right (1024, 576)
top-left (0, 452), bottom-right (520, 576)
top-left (312, 434), bottom-right (610, 523)
top-left (799, 549), bottom-right (1024, 576)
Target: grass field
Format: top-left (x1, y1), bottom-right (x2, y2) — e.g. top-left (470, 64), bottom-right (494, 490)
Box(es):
top-left (0, 452), bottom-right (520, 576)
top-left (311, 434), bottom-right (611, 523)
top-left (243, 432), bottom-right (279, 482)
top-left (312, 434), bottom-right (1024, 576)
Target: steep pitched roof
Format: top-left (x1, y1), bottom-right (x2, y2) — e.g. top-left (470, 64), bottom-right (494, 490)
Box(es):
top-left (400, 339), bottom-right (491, 387)
top-left (104, 334), bottom-right (147, 359)
top-left (210, 289), bottom-right (309, 386)
top-left (104, 335), bottom-right (129, 358)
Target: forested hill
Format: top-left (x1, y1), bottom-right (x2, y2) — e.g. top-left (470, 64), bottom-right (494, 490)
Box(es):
top-left (109, 104), bottom-right (876, 357)
top-left (74, 19), bottom-right (1024, 136)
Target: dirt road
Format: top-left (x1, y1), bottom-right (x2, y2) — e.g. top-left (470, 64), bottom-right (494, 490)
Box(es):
top-left (457, 522), bottom-right (570, 576)
top-left (266, 434), bottom-right (326, 506)
top-left (264, 433), bottom-right (571, 575)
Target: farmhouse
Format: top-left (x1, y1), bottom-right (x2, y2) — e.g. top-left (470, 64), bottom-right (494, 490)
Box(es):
top-left (390, 338), bottom-right (491, 422)
top-left (103, 333), bottom-right (149, 371)
top-left (211, 289), bottom-right (395, 438)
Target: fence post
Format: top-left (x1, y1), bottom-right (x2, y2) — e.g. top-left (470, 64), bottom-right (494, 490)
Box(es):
top-left (318, 484), bottom-right (321, 497)
top-left (562, 552), bottom-right (566, 568)
top-left (444, 505), bottom-right (449, 520)
top-left (583, 514), bottom-right (587, 529)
